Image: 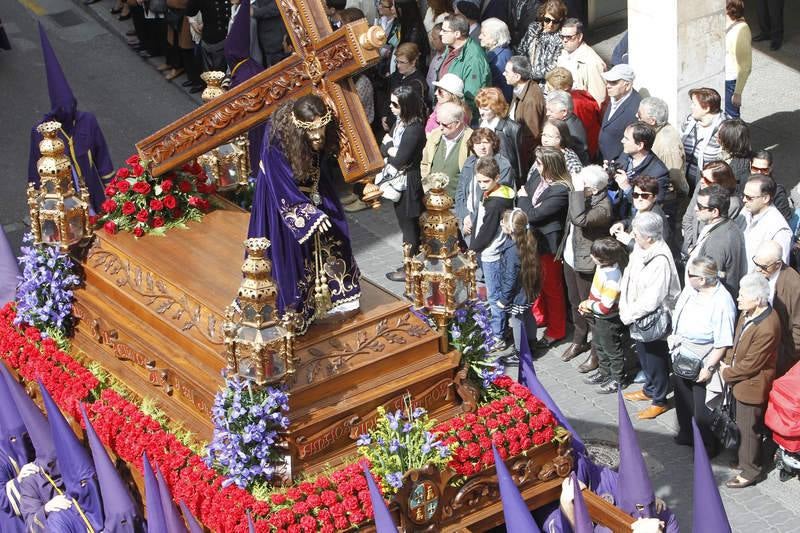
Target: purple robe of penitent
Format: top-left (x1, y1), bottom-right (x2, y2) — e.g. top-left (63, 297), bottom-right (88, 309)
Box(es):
top-left (0, 445), bottom-right (25, 533)
top-left (29, 24), bottom-right (114, 214)
top-left (247, 121), bottom-right (361, 334)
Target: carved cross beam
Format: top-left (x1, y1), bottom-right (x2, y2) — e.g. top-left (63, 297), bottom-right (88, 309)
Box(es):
top-left (136, 0), bottom-right (386, 181)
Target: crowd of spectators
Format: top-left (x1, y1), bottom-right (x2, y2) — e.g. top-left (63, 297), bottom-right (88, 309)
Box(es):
top-left (363, 0), bottom-right (798, 494)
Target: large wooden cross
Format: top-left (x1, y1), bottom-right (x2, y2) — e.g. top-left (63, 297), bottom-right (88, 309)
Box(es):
top-left (136, 0), bottom-right (386, 181)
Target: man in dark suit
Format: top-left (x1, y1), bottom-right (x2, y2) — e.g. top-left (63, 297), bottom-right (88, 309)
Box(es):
top-left (753, 240), bottom-right (800, 376)
top-left (753, 0), bottom-right (784, 51)
top-left (598, 64), bottom-right (641, 163)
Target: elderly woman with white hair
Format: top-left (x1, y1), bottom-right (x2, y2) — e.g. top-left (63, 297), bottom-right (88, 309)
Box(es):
top-left (558, 166), bottom-right (613, 369)
top-left (637, 96), bottom-right (688, 210)
top-left (546, 90), bottom-right (589, 164)
top-left (478, 18), bottom-right (513, 101)
top-left (670, 255), bottom-right (736, 457)
top-left (619, 211), bottom-right (681, 420)
top-left (720, 273), bottom-right (780, 488)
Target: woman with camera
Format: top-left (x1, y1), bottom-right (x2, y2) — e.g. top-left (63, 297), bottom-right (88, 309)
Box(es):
top-left (670, 255), bottom-right (736, 457)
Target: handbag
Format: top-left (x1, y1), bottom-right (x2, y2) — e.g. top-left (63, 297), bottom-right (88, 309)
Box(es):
top-left (374, 164), bottom-right (407, 203)
top-left (710, 378), bottom-right (740, 449)
top-left (668, 300), bottom-right (712, 380)
top-left (627, 254), bottom-right (672, 343)
top-left (630, 306), bottom-right (671, 343)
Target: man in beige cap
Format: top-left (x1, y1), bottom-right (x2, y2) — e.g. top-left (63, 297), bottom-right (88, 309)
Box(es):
top-left (598, 63), bottom-right (641, 162)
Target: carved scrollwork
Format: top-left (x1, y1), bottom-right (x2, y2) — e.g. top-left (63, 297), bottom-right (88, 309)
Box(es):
top-left (89, 246), bottom-right (224, 345)
top-left (291, 313), bottom-right (428, 386)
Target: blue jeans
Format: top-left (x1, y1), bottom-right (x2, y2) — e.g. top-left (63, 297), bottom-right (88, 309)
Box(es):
top-left (725, 79), bottom-right (740, 118)
top-left (482, 259), bottom-right (506, 338)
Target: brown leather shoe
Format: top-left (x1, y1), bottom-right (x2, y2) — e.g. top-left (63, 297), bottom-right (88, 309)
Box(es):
top-left (623, 389), bottom-right (652, 402)
top-left (577, 352), bottom-right (598, 373)
top-left (725, 475), bottom-right (758, 489)
top-left (561, 343), bottom-right (590, 362)
top-left (637, 404), bottom-right (670, 420)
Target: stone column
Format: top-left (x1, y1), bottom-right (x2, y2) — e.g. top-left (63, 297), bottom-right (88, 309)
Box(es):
top-left (628, 0), bottom-right (725, 126)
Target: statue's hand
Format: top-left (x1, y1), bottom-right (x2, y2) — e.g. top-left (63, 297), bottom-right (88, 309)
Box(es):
top-left (319, 217), bottom-right (331, 233)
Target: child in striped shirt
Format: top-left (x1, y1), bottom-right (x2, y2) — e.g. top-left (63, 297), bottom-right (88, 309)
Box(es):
top-left (578, 237), bottom-right (627, 394)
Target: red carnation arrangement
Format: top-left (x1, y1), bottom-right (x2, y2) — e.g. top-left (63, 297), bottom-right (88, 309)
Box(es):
top-left (433, 375), bottom-right (561, 476)
top-left (99, 154), bottom-right (215, 238)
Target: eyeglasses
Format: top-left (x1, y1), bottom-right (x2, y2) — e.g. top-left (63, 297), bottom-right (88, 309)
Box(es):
top-left (390, 101), bottom-right (399, 108)
top-left (631, 192), bottom-right (654, 200)
top-left (542, 16), bottom-right (562, 24)
top-left (396, 58), bottom-right (410, 65)
top-left (560, 33), bottom-right (578, 41)
top-left (687, 273), bottom-right (704, 279)
top-left (696, 202), bottom-right (714, 211)
top-left (379, 2), bottom-right (393, 8)
top-left (743, 193), bottom-right (764, 202)
top-left (437, 120), bottom-right (456, 128)
top-left (752, 256), bottom-right (780, 271)
top-left (440, 27), bottom-right (453, 33)
top-left (750, 165), bottom-right (770, 174)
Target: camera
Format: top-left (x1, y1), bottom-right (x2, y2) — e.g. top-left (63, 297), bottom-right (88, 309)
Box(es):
top-left (606, 161), bottom-right (621, 191)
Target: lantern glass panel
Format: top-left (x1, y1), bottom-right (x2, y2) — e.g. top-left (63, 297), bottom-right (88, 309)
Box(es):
top-left (219, 160), bottom-right (238, 188)
top-left (41, 219), bottom-right (60, 243)
top-left (67, 215), bottom-right (85, 242)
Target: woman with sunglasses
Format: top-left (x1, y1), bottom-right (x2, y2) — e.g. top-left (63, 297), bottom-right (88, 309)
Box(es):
top-left (515, 0), bottom-right (567, 84)
top-left (426, 73), bottom-right (472, 133)
top-left (383, 85), bottom-right (428, 282)
top-left (610, 176), bottom-right (671, 252)
top-left (517, 146), bottom-right (572, 349)
top-left (681, 160), bottom-right (743, 259)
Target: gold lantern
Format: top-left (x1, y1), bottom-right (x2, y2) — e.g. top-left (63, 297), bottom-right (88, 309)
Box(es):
top-left (196, 71), bottom-right (250, 191)
top-left (404, 173), bottom-right (478, 329)
top-left (28, 121), bottom-right (92, 251)
top-left (223, 238), bottom-right (295, 385)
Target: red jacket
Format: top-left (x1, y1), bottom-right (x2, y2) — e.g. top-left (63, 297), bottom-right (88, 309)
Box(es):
top-left (571, 89), bottom-right (602, 161)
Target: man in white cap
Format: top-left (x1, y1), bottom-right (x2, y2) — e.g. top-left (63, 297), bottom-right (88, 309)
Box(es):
top-left (598, 63), bottom-right (641, 163)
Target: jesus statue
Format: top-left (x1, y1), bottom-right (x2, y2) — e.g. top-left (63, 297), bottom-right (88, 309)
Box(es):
top-left (247, 94), bottom-right (361, 335)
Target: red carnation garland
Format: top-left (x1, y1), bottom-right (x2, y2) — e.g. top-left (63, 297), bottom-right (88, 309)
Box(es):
top-left (0, 304), bottom-right (562, 532)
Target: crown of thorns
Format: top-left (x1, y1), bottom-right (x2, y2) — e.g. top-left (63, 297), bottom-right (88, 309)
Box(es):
top-left (291, 108), bottom-right (333, 130)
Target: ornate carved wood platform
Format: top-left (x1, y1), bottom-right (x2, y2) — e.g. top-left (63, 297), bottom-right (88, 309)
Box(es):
top-left (71, 205), bottom-right (464, 473)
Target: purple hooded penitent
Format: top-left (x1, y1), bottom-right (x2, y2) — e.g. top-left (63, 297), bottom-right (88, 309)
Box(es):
top-left (143, 453), bottom-right (167, 531)
top-left (155, 464), bottom-right (188, 533)
top-left (179, 500), bottom-right (204, 533)
top-left (0, 366), bottom-right (55, 468)
top-left (38, 380), bottom-right (104, 531)
top-left (692, 418), bottom-right (731, 533)
top-left (79, 404), bottom-right (144, 532)
top-left (616, 390), bottom-right (655, 517)
top-left (0, 228), bottom-right (19, 306)
top-left (362, 463), bottom-right (396, 532)
top-left (30, 23), bottom-right (115, 213)
top-left (519, 334), bottom-right (586, 456)
top-left (247, 510), bottom-right (256, 533)
top-left (492, 444), bottom-right (541, 533)
top-left (0, 364), bottom-right (32, 468)
top-left (570, 471), bottom-right (593, 533)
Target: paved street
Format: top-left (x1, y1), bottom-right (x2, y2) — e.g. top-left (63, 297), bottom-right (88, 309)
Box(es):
top-left (2, 0), bottom-right (800, 530)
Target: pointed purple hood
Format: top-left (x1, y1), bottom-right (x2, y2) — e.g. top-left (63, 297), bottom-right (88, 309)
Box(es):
top-left (519, 334), bottom-right (586, 456)
top-left (38, 22), bottom-right (77, 129)
top-left (616, 390), bottom-right (655, 517)
top-left (247, 510), bottom-right (256, 533)
top-left (0, 365), bottom-right (56, 467)
top-left (362, 463), bottom-right (396, 532)
top-left (570, 472), bottom-right (594, 533)
top-left (79, 404), bottom-right (144, 533)
top-left (179, 500), bottom-right (204, 533)
top-left (155, 464), bottom-right (188, 533)
top-left (143, 453), bottom-right (166, 531)
top-left (38, 380), bottom-right (104, 531)
top-left (492, 445), bottom-right (542, 533)
top-left (0, 364), bottom-right (32, 467)
top-left (692, 419), bottom-right (731, 533)
top-left (224, 5), bottom-right (264, 88)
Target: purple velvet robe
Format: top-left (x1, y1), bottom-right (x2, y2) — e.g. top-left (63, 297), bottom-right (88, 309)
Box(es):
top-left (247, 122), bottom-right (361, 334)
top-left (45, 506), bottom-right (88, 532)
top-left (28, 111), bottom-right (114, 214)
top-left (18, 471), bottom-right (58, 532)
top-left (0, 227), bottom-right (18, 305)
top-left (0, 451), bottom-right (25, 533)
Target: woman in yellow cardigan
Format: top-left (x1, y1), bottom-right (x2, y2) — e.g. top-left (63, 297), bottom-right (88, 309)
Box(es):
top-left (725, 0), bottom-right (752, 118)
